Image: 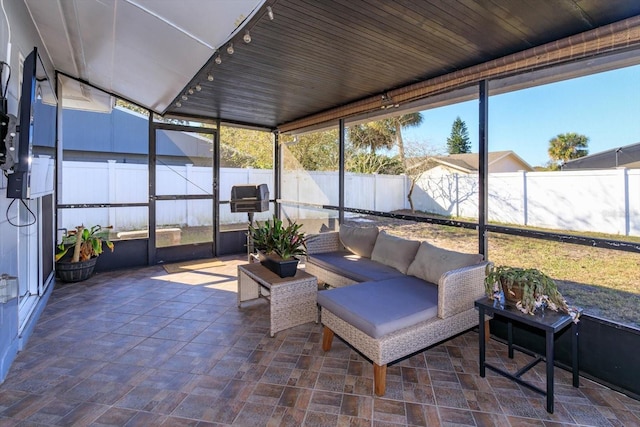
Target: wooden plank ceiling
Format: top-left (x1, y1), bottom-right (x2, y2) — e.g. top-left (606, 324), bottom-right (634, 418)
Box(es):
top-left (165, 0), bottom-right (640, 130)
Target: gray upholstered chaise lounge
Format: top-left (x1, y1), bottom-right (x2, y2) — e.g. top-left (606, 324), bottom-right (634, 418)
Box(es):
top-left (307, 225), bottom-right (488, 396)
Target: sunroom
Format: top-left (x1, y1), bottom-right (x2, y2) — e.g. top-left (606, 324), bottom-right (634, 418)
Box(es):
top-left (0, 1), bottom-right (639, 425)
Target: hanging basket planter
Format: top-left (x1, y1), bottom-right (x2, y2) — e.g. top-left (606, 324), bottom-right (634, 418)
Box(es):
top-left (55, 225), bottom-right (115, 283)
top-left (56, 257), bottom-right (98, 282)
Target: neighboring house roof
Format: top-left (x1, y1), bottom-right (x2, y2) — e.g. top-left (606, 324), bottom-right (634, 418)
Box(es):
top-left (409, 151), bottom-right (533, 174)
top-left (562, 142), bottom-right (640, 170)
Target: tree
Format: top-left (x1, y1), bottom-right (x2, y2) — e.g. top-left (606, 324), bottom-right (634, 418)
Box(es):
top-left (446, 116), bottom-right (471, 154)
top-left (547, 132), bottom-right (589, 169)
top-left (346, 153), bottom-right (404, 175)
top-left (347, 121), bottom-right (396, 154)
top-left (402, 140), bottom-right (442, 213)
top-left (220, 127), bottom-right (273, 169)
top-left (281, 129), bottom-right (340, 171)
top-left (389, 113), bottom-right (423, 167)
top-left (346, 113), bottom-right (423, 167)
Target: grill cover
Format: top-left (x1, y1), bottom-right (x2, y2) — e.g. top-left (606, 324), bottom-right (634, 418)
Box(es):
top-left (230, 184), bottom-right (269, 213)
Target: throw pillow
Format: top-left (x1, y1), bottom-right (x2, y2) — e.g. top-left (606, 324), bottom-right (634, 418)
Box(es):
top-left (370, 231), bottom-right (420, 274)
top-left (339, 223), bottom-right (379, 258)
top-left (407, 241), bottom-right (484, 284)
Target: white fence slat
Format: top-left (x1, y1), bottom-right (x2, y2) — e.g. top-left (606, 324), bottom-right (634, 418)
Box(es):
top-left (59, 161), bottom-right (640, 237)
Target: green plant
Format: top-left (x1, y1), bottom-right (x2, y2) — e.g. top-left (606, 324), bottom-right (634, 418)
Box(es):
top-left (56, 225), bottom-right (115, 263)
top-left (249, 215), bottom-right (306, 260)
top-left (485, 265), bottom-right (580, 322)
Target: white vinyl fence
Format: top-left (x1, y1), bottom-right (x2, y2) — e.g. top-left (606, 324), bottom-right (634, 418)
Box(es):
top-left (59, 161), bottom-right (640, 237)
top-left (413, 169), bottom-right (640, 236)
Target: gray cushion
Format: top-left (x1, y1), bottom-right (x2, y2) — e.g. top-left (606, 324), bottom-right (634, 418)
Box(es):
top-left (317, 277), bottom-right (438, 339)
top-left (308, 251), bottom-right (405, 283)
top-left (406, 241), bottom-right (484, 284)
top-left (370, 231), bottom-right (420, 274)
top-left (339, 224), bottom-right (379, 258)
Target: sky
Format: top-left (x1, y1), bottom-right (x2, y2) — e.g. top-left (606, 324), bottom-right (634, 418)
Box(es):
top-left (402, 64), bottom-right (640, 167)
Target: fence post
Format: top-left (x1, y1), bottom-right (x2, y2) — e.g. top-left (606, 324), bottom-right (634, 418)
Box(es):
top-left (185, 164), bottom-right (193, 227)
top-left (107, 160), bottom-right (117, 228)
top-left (455, 173), bottom-right (459, 218)
top-left (522, 170), bottom-right (528, 226)
top-left (621, 168), bottom-right (630, 236)
top-left (297, 170), bottom-right (301, 220)
top-left (373, 173), bottom-right (378, 212)
top-left (403, 174), bottom-right (409, 210)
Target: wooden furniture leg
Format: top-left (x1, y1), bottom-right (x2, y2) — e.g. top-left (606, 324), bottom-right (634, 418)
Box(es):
top-left (374, 363), bottom-right (387, 396)
top-left (322, 326), bottom-right (334, 351)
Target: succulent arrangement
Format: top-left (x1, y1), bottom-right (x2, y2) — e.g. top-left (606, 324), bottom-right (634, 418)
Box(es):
top-left (485, 265), bottom-right (580, 322)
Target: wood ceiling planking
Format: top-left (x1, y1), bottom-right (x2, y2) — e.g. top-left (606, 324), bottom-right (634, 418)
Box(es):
top-left (166, 0), bottom-right (640, 129)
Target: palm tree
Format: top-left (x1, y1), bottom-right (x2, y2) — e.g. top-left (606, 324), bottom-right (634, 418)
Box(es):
top-left (346, 113), bottom-right (423, 168)
top-left (390, 112), bottom-right (423, 167)
top-left (347, 121), bottom-right (396, 154)
top-left (548, 132), bottom-right (589, 169)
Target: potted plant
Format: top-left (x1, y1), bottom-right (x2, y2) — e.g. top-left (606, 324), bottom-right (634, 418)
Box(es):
top-left (55, 225), bottom-right (115, 282)
top-left (485, 265), bottom-right (580, 322)
top-left (248, 215), bottom-right (307, 277)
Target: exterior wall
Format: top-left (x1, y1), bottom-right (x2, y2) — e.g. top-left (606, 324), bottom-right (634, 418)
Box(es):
top-left (490, 156), bottom-right (529, 173)
top-left (422, 154), bottom-right (530, 177)
top-left (62, 107), bottom-right (214, 160)
top-left (0, 0), bottom-right (55, 383)
top-left (422, 164), bottom-right (459, 176)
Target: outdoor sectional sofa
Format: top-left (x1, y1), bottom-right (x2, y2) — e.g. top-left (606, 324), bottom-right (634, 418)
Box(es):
top-left (306, 224), bottom-right (488, 396)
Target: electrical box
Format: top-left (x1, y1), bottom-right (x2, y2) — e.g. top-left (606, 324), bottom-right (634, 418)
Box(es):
top-left (0, 275), bottom-right (18, 303)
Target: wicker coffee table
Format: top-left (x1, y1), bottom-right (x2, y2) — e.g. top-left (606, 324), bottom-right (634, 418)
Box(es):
top-left (237, 263), bottom-right (318, 337)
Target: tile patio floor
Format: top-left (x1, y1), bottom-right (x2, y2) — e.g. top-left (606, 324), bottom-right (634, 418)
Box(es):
top-left (1, 255), bottom-right (639, 426)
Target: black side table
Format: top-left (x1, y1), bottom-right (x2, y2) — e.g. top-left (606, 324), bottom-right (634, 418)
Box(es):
top-left (475, 297), bottom-right (580, 414)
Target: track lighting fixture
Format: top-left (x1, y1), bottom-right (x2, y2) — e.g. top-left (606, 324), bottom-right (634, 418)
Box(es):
top-left (176, 101), bottom-right (182, 107)
top-left (267, 6), bottom-right (274, 20)
top-left (207, 73), bottom-right (214, 81)
top-left (181, 94), bottom-right (188, 101)
top-left (380, 93), bottom-right (398, 109)
top-left (243, 30), bottom-right (251, 44)
top-left (215, 54), bottom-right (222, 65)
top-left (195, 84), bottom-right (202, 91)
top-left (188, 88), bottom-right (194, 95)
top-left (227, 43), bottom-right (234, 54)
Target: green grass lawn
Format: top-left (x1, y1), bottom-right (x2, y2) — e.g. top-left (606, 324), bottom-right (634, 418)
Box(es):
top-left (372, 215), bottom-right (640, 329)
